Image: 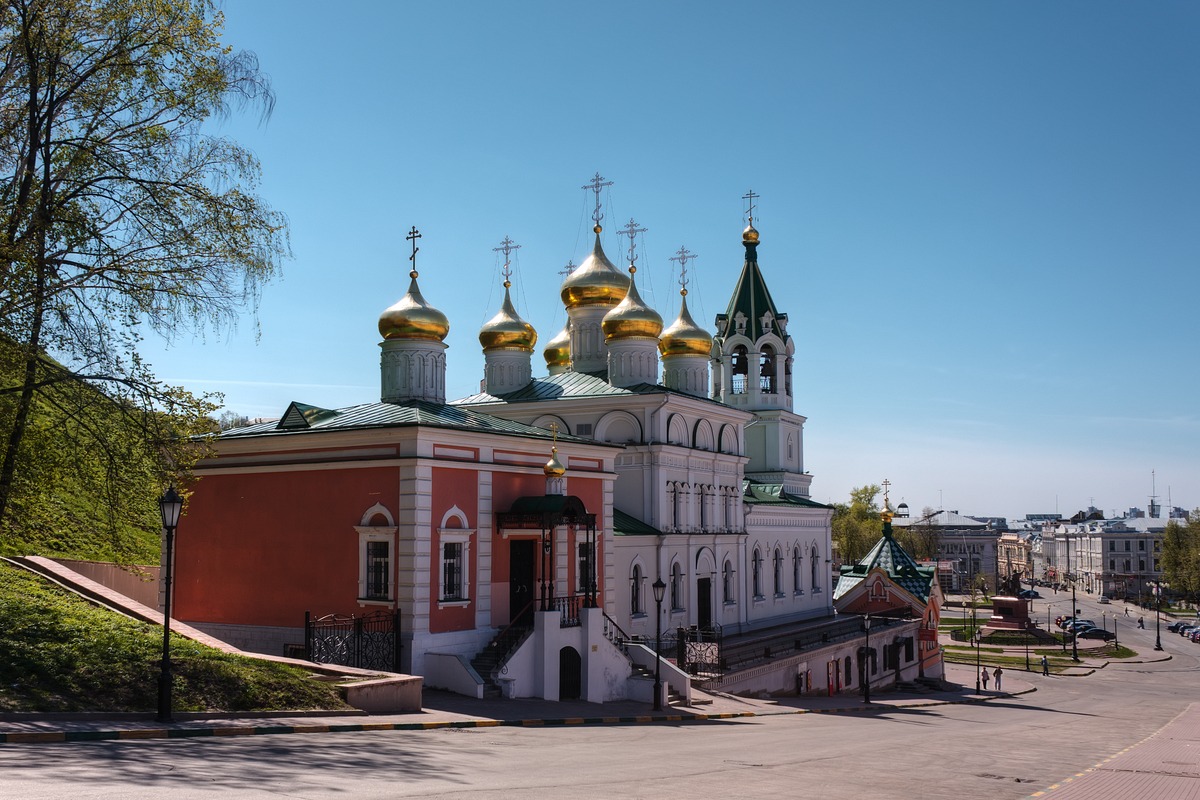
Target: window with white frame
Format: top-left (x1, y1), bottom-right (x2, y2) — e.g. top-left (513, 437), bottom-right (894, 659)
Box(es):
top-left (773, 548), bottom-right (783, 596)
top-left (723, 559), bottom-right (734, 604)
top-left (631, 564), bottom-right (643, 615)
top-left (752, 548), bottom-right (763, 599)
top-left (356, 510), bottom-right (397, 604)
top-left (810, 545), bottom-right (821, 592)
top-left (437, 514), bottom-right (474, 605)
top-left (671, 562), bottom-right (684, 611)
top-left (793, 546), bottom-right (803, 595)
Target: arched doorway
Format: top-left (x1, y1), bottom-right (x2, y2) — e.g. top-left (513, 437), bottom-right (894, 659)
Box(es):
top-left (559, 647), bottom-right (582, 700)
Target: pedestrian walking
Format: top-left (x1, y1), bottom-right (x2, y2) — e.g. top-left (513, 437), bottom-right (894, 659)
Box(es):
top-left (1125, 606), bottom-right (1130, 617)
top-left (993, 666), bottom-right (1003, 691)
top-left (1041, 655), bottom-right (1049, 676)
top-left (1138, 616), bottom-right (1145, 629)
top-left (981, 667), bottom-right (989, 690)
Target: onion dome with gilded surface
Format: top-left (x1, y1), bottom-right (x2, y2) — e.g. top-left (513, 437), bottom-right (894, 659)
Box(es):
top-left (479, 281), bottom-right (537, 352)
top-left (743, 222), bottom-right (760, 244)
top-left (379, 270), bottom-right (450, 342)
top-left (543, 323), bottom-right (571, 370)
top-left (659, 289), bottom-right (712, 357)
top-left (560, 227), bottom-right (630, 309)
top-left (601, 266), bottom-right (663, 341)
top-left (543, 446), bottom-right (566, 477)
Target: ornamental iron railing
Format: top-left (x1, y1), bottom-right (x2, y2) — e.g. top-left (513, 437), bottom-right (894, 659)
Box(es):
top-left (305, 609), bottom-right (401, 672)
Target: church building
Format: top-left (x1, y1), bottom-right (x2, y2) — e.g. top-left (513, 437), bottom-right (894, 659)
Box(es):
top-left (172, 178), bottom-right (836, 703)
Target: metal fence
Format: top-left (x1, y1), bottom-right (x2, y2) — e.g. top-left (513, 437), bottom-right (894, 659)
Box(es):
top-left (305, 610), bottom-right (401, 672)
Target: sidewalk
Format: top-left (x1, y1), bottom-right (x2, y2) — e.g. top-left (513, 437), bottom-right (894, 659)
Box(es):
top-left (0, 663), bottom-right (1028, 745)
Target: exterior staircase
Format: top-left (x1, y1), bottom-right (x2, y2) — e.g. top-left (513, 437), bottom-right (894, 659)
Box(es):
top-left (470, 624), bottom-right (532, 698)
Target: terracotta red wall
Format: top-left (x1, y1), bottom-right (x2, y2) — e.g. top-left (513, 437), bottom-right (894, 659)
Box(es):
top-left (175, 466), bottom-right (396, 628)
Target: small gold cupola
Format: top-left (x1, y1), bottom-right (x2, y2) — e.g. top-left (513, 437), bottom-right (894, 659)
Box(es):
top-left (378, 272), bottom-right (450, 342)
top-left (543, 323), bottom-right (571, 373)
top-left (602, 266), bottom-right (663, 341)
top-left (479, 281), bottom-right (537, 352)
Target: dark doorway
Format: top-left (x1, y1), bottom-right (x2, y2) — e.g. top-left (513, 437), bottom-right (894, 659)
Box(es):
top-left (697, 577), bottom-right (712, 629)
top-left (510, 539), bottom-right (536, 625)
top-left (559, 647), bottom-right (582, 700)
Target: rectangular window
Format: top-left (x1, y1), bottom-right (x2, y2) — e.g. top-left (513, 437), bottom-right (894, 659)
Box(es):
top-left (1109, 541), bottom-right (1115, 552)
top-left (577, 542), bottom-right (594, 593)
top-left (1139, 559), bottom-right (1145, 571)
top-left (1109, 559), bottom-right (1115, 570)
top-left (442, 542), bottom-right (464, 601)
top-left (365, 541), bottom-right (390, 600)
top-left (1139, 540), bottom-right (1145, 551)
top-left (1125, 541), bottom-right (1131, 551)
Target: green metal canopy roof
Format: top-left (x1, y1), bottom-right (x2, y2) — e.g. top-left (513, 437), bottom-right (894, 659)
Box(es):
top-left (742, 479), bottom-right (833, 509)
top-left (613, 509), bottom-right (663, 536)
top-left (218, 399), bottom-right (599, 444)
top-left (833, 522), bottom-right (937, 604)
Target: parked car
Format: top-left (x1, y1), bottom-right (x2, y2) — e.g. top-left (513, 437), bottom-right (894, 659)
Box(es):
top-left (1189, 629), bottom-right (1200, 643)
top-left (1098, 596), bottom-right (1110, 604)
top-left (1178, 625), bottom-right (1198, 638)
top-left (1065, 619), bottom-right (1098, 633)
top-left (1018, 589), bottom-right (1041, 599)
top-left (1077, 627), bottom-right (1115, 641)
top-left (1168, 621), bottom-right (1188, 633)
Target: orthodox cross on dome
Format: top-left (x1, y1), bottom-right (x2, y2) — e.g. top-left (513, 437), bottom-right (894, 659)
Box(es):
top-left (549, 420), bottom-right (559, 443)
top-left (406, 226), bottom-right (422, 277)
top-left (492, 235), bottom-right (521, 285)
top-left (558, 259), bottom-right (576, 279)
top-left (881, 478), bottom-right (891, 506)
top-left (742, 189), bottom-right (759, 225)
top-left (582, 171), bottom-right (614, 231)
top-left (619, 217), bottom-right (648, 270)
top-left (669, 245), bottom-right (698, 293)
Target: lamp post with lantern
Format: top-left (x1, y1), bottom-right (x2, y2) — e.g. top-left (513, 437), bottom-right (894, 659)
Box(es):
top-left (157, 486), bottom-right (183, 723)
top-left (652, 577), bottom-right (666, 711)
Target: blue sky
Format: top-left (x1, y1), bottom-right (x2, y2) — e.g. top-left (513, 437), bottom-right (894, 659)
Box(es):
top-left (142, 1), bottom-right (1200, 521)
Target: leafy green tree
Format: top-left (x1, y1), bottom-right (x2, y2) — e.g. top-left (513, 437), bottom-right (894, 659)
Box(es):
top-left (832, 485), bottom-right (883, 565)
top-left (0, 0), bottom-right (288, 547)
top-left (894, 505), bottom-right (940, 560)
top-left (1162, 513), bottom-right (1200, 602)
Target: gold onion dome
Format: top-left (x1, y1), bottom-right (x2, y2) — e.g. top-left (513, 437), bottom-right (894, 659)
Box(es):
top-left (560, 228), bottom-right (630, 309)
top-left (742, 222), bottom-right (760, 244)
top-left (479, 282), bottom-right (537, 352)
top-left (659, 291), bottom-right (712, 357)
top-left (543, 323), bottom-right (571, 369)
top-left (543, 446), bottom-right (566, 477)
top-left (379, 272), bottom-right (450, 341)
top-left (602, 267), bottom-right (663, 341)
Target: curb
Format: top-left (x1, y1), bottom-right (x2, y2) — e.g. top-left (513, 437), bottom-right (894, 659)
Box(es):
top-left (0, 687), bottom-right (1038, 746)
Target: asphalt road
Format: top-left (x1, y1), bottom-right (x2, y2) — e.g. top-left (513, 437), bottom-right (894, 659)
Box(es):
top-left (1, 593), bottom-right (1195, 800)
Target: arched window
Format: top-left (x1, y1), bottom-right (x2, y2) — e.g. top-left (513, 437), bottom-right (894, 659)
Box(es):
top-left (731, 345), bottom-right (749, 394)
top-left (845, 656), bottom-right (852, 686)
top-left (787, 434), bottom-right (794, 462)
top-left (759, 344), bottom-right (777, 393)
top-left (811, 545), bottom-right (821, 592)
top-left (670, 562), bottom-right (684, 611)
top-left (752, 548), bottom-right (763, 598)
top-left (723, 560), bottom-right (734, 604)
top-left (631, 564), bottom-right (643, 615)
top-left (793, 546), bottom-right (803, 595)
top-left (773, 548), bottom-right (783, 596)
top-left (785, 355), bottom-right (793, 397)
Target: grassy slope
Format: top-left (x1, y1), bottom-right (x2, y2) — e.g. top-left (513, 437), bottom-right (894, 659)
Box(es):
top-left (0, 345), bottom-right (351, 713)
top-left (0, 564), bottom-right (350, 712)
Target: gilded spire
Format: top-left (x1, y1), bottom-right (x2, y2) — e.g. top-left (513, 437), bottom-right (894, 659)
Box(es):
top-left (544, 422), bottom-right (566, 477)
top-left (479, 236), bottom-right (536, 351)
top-left (660, 246), bottom-right (712, 357)
top-left (378, 226), bottom-right (450, 341)
top-left (561, 174), bottom-right (629, 309)
top-left (742, 189), bottom-right (760, 244)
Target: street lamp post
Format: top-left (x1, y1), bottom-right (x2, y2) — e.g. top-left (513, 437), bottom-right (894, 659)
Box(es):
top-left (652, 578), bottom-right (666, 711)
top-left (1154, 582), bottom-right (1163, 651)
top-left (862, 615), bottom-right (871, 704)
top-left (157, 486), bottom-right (183, 723)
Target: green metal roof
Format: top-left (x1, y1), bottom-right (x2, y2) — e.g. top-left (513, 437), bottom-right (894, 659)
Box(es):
top-left (218, 399), bottom-right (601, 444)
top-left (742, 480), bottom-right (833, 509)
top-left (613, 509), bottom-right (663, 536)
top-left (452, 371), bottom-right (662, 405)
top-left (833, 522), bottom-right (937, 604)
top-left (714, 242), bottom-right (787, 344)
